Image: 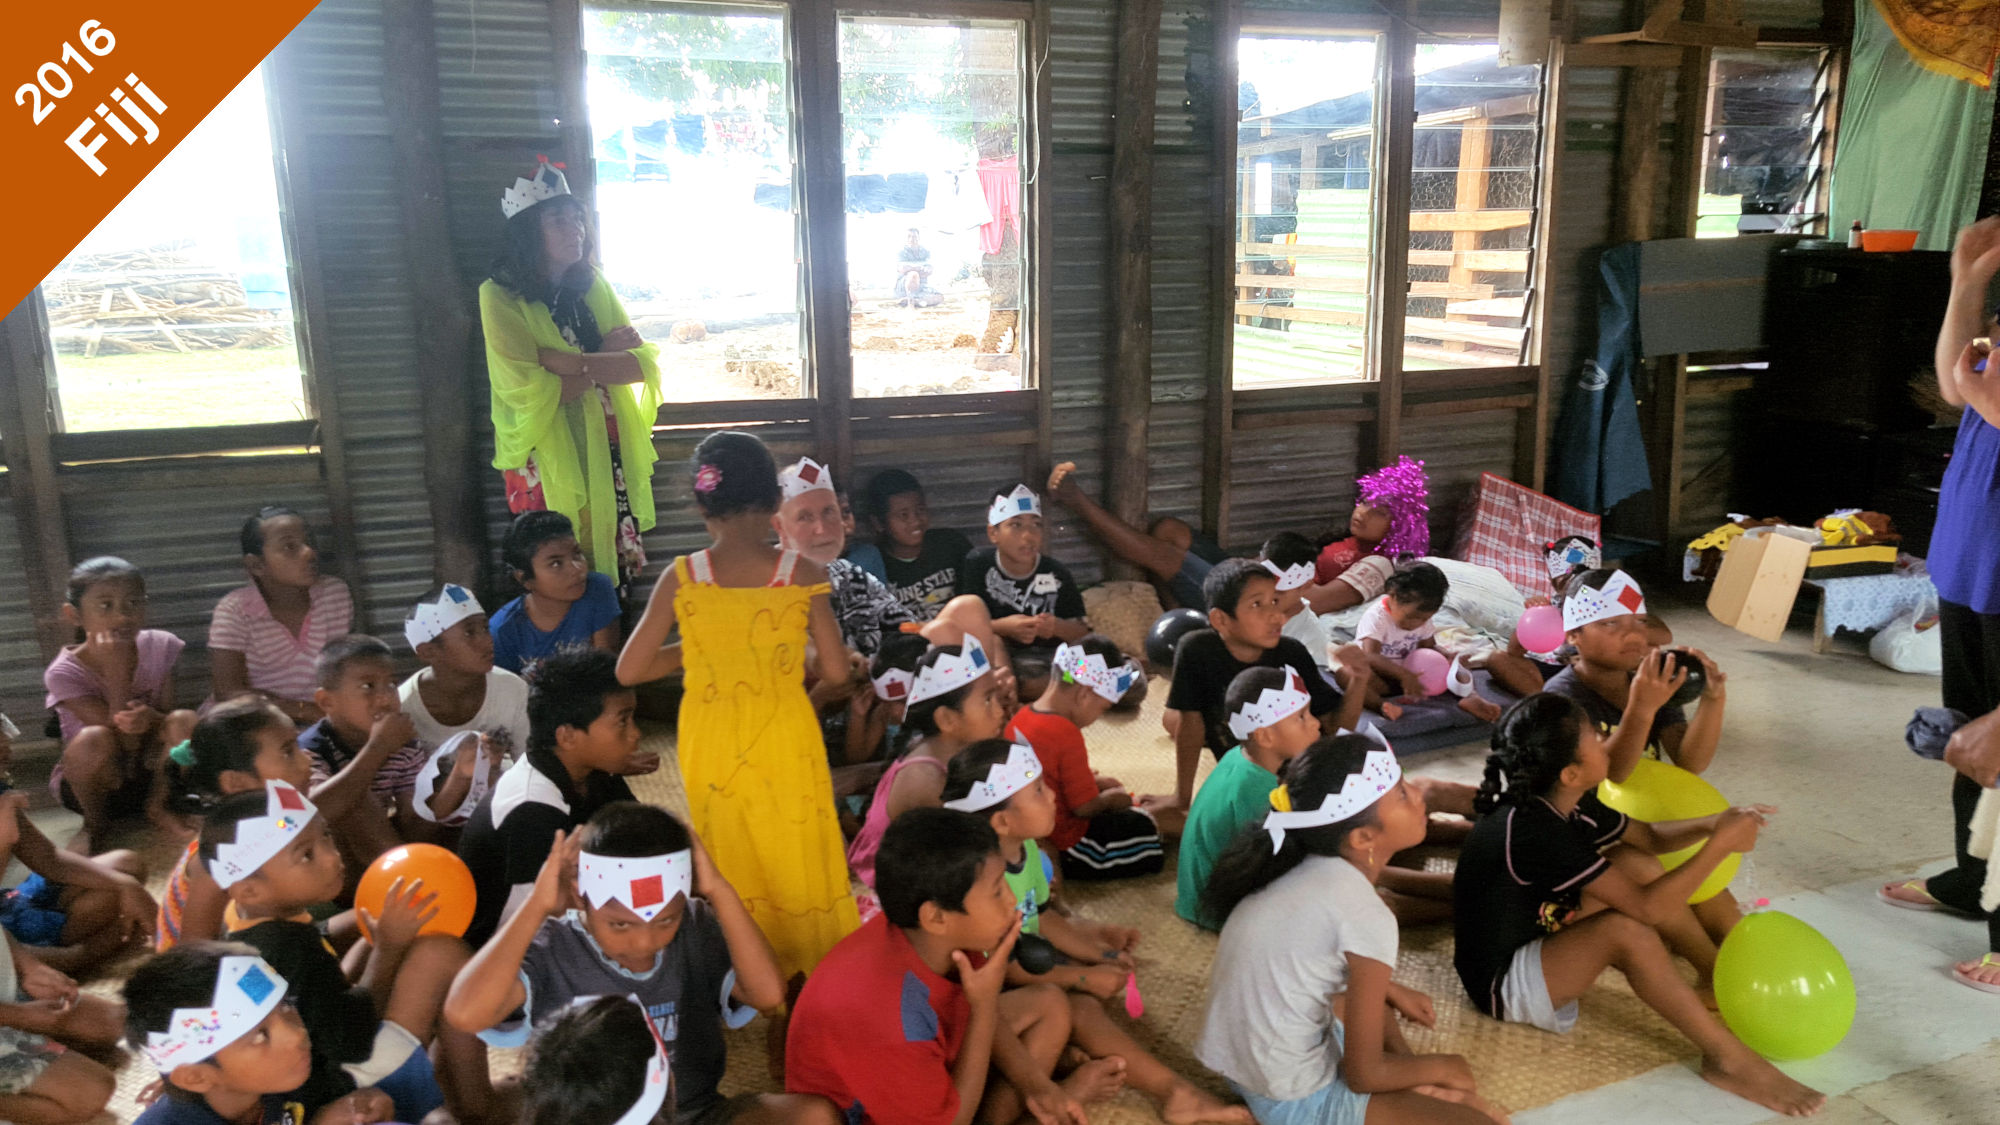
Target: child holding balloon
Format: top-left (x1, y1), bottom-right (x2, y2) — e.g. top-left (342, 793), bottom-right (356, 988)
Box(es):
top-left (1454, 695), bottom-right (1823, 1118)
top-left (1346, 563), bottom-right (1504, 723)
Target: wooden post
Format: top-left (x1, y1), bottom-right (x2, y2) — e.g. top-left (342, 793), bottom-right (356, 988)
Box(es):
top-left (1370, 4), bottom-right (1417, 462)
top-left (1203, 0), bottom-right (1241, 543)
top-left (1445, 116), bottom-right (1493, 353)
top-left (794, 0), bottom-right (854, 482)
top-left (1107, 0), bottom-right (1161, 558)
top-left (1521, 40), bottom-right (1566, 489)
top-left (1611, 66), bottom-right (1668, 243)
top-left (546, 0), bottom-right (597, 209)
top-left (0, 295), bottom-right (74, 661)
top-left (1648, 46), bottom-right (1711, 538)
top-left (1032, 0), bottom-right (1055, 477)
top-left (383, 0), bottom-right (483, 587)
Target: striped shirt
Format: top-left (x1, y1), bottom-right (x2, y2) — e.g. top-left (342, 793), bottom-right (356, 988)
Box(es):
top-left (208, 577), bottom-right (353, 704)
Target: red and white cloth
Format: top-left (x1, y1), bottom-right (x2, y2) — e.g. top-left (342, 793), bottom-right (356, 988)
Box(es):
top-left (1452, 473), bottom-right (1601, 600)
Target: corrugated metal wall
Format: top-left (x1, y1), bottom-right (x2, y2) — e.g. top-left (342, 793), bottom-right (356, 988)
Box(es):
top-left (0, 487), bottom-right (41, 728)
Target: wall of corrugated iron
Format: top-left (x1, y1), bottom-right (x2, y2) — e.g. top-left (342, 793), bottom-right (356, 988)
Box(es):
top-left (0, 488), bottom-right (42, 732)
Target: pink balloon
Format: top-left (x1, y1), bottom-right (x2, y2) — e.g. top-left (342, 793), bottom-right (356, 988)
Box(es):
top-left (1517, 605), bottom-right (1566, 653)
top-left (1407, 648), bottom-right (1450, 696)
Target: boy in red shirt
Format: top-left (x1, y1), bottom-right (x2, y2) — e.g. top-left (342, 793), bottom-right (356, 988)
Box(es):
top-left (1005, 637), bottom-right (1163, 880)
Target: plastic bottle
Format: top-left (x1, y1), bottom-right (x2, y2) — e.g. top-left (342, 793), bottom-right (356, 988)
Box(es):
top-left (1847, 220), bottom-right (1864, 249)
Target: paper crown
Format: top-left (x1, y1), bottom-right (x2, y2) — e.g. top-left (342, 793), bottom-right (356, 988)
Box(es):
top-left (942, 741), bottom-right (1043, 812)
top-left (208, 781), bottom-right (316, 889)
top-left (1261, 559), bottom-right (1316, 591)
top-left (988, 485), bottom-right (1041, 527)
top-left (142, 954), bottom-right (289, 1071)
top-left (1562, 569), bottom-right (1646, 632)
top-left (908, 634), bottom-right (990, 705)
top-left (564, 995), bottom-right (671, 1125)
top-left (1443, 654), bottom-right (1476, 699)
top-left (405, 584), bottom-right (484, 650)
top-left (579, 849), bottom-right (694, 923)
top-left (872, 667), bottom-right (914, 702)
top-left (780, 457), bottom-right (835, 504)
top-left (411, 731), bottom-right (497, 825)
top-left (1228, 667), bottom-right (1314, 741)
top-left (1263, 744), bottom-right (1401, 853)
top-left (501, 157), bottom-right (571, 219)
top-left (1545, 537), bottom-right (1602, 579)
top-left (1053, 643), bottom-right (1137, 703)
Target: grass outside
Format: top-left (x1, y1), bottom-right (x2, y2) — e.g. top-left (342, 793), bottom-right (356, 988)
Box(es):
top-left (52, 346), bottom-right (311, 432)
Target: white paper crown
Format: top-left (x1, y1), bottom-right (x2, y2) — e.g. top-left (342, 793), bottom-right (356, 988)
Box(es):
top-left (1261, 559), bottom-right (1316, 591)
top-left (142, 954), bottom-right (289, 1071)
top-left (1561, 569), bottom-right (1646, 632)
top-left (988, 485), bottom-right (1041, 527)
top-left (942, 741), bottom-right (1043, 812)
top-left (1053, 643), bottom-right (1137, 703)
top-left (406, 583), bottom-right (484, 650)
top-left (566, 995), bottom-right (670, 1125)
top-left (579, 849), bottom-right (694, 923)
top-left (908, 634), bottom-right (990, 705)
top-left (501, 157), bottom-right (571, 219)
top-left (1444, 654), bottom-right (1476, 699)
top-left (1262, 746), bottom-right (1401, 853)
top-left (872, 667), bottom-right (914, 702)
top-left (780, 457), bottom-right (835, 504)
top-left (412, 731), bottom-right (497, 825)
top-left (1228, 667), bottom-right (1314, 741)
top-left (209, 781), bottom-right (316, 889)
top-left (1545, 538), bottom-right (1602, 580)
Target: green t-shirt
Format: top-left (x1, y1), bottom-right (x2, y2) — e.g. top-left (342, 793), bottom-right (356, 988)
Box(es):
top-left (1004, 839), bottom-right (1051, 935)
top-left (1175, 747), bottom-right (1281, 931)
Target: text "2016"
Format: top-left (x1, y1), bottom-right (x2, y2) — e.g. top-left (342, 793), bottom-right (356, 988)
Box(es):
top-left (14, 21), bottom-right (169, 177)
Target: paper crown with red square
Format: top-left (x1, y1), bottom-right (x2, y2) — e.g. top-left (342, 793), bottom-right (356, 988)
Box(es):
top-left (141, 954), bottom-right (291, 1072)
top-left (1228, 667), bottom-right (1314, 741)
top-left (988, 484), bottom-right (1041, 527)
top-left (872, 667), bottom-right (914, 702)
top-left (942, 740), bottom-right (1043, 812)
top-left (1263, 734), bottom-right (1400, 853)
top-left (405, 583), bottom-right (484, 650)
top-left (1053, 642), bottom-right (1137, 703)
top-left (908, 634), bottom-right (990, 705)
top-left (1561, 569), bottom-right (1647, 632)
top-left (209, 780), bottom-right (317, 890)
top-left (502, 156), bottom-right (571, 219)
top-left (780, 457), bottom-right (835, 504)
top-left (578, 848), bottom-right (694, 922)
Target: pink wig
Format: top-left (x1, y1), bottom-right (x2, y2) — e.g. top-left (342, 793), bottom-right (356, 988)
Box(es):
top-left (1357, 455), bottom-right (1431, 558)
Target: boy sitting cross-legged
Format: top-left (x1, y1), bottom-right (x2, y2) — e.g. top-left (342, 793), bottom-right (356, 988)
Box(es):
top-left (204, 782), bottom-right (491, 1123)
top-left (300, 637), bottom-right (433, 847)
top-left (788, 807), bottom-right (1129, 1125)
top-left (124, 942), bottom-right (393, 1125)
top-left (446, 801), bottom-right (835, 1125)
top-left (938, 742), bottom-right (1251, 1124)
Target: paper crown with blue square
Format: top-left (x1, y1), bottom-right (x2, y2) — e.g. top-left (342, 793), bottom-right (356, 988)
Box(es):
top-left (141, 954), bottom-right (290, 1071)
top-left (908, 634), bottom-right (990, 705)
top-left (406, 583), bottom-right (484, 650)
top-left (942, 740), bottom-right (1043, 812)
top-left (988, 484), bottom-right (1041, 526)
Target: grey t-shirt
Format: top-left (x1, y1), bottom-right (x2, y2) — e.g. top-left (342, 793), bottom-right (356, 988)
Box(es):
top-left (516, 904), bottom-right (740, 1118)
top-left (1196, 855), bottom-right (1399, 1102)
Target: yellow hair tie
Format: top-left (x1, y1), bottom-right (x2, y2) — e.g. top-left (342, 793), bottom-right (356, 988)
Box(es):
top-left (1269, 784), bottom-right (1293, 814)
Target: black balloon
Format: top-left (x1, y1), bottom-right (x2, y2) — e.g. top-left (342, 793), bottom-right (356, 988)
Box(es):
top-left (1013, 932), bottom-right (1059, 974)
top-left (1663, 648), bottom-right (1706, 707)
top-left (1145, 608), bottom-right (1210, 670)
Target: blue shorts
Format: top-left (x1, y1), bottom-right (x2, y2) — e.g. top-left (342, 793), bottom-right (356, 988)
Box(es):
top-left (370, 1032), bottom-right (445, 1124)
top-left (1230, 1023), bottom-right (1370, 1125)
top-left (0, 876), bottom-right (67, 947)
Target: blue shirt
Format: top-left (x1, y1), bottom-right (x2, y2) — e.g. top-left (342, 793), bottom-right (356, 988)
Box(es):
top-left (134, 1092), bottom-right (300, 1125)
top-left (489, 571), bottom-right (622, 674)
top-left (1930, 407), bottom-right (2000, 615)
top-left (845, 542), bottom-right (888, 583)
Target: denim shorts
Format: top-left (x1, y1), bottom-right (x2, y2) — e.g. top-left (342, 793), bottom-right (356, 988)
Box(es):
top-left (1229, 1022), bottom-right (1370, 1125)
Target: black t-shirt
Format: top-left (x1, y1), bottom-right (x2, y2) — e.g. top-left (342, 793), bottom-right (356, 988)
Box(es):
top-left (881, 528), bottom-right (974, 620)
top-left (457, 750), bottom-right (635, 946)
top-left (1164, 630), bottom-right (1343, 757)
top-left (1542, 667), bottom-right (1686, 766)
top-left (1452, 791), bottom-right (1629, 1017)
top-left (230, 918), bottom-right (374, 1113)
top-left (134, 1093), bottom-right (302, 1125)
top-left (955, 546), bottom-right (1087, 635)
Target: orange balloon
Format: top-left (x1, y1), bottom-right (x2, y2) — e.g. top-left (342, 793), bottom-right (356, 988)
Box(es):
top-left (354, 844), bottom-right (475, 941)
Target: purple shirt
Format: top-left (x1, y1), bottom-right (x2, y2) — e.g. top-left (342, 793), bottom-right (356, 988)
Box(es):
top-left (44, 628), bottom-right (186, 742)
top-left (1931, 407), bottom-right (2000, 615)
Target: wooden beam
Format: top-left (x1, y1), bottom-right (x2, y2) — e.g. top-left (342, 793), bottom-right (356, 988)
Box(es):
top-left (1371, 1), bottom-right (1416, 459)
top-left (0, 294), bottom-right (73, 661)
top-left (1447, 116), bottom-right (1493, 355)
top-left (1523, 40), bottom-right (1566, 489)
top-left (1204, 0), bottom-right (1241, 545)
top-left (1240, 241), bottom-right (1530, 271)
top-left (1106, 0), bottom-right (1160, 562)
top-left (1667, 46), bottom-right (1714, 238)
top-left (1563, 42), bottom-right (1684, 67)
top-left (1612, 65), bottom-right (1669, 243)
top-left (52, 420), bottom-right (318, 463)
top-left (1236, 302), bottom-right (1364, 327)
top-left (1406, 208), bottom-right (1533, 232)
top-left (794, 0), bottom-right (855, 480)
top-left (545, 0), bottom-right (597, 207)
top-left (1031, 0), bottom-right (1055, 480)
top-left (1236, 274), bottom-right (1495, 298)
top-left (384, 0), bottom-right (483, 588)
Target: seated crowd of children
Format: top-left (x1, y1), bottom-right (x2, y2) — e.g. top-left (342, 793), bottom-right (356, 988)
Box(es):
top-left (9, 429), bottom-right (1816, 1125)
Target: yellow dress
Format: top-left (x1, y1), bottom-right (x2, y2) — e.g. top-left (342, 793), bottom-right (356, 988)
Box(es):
top-left (673, 549), bottom-right (859, 978)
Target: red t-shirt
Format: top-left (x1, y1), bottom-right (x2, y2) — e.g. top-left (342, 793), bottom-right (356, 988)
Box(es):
top-left (1006, 709), bottom-right (1098, 853)
top-left (785, 915), bottom-right (970, 1125)
top-left (1315, 537), bottom-right (1365, 585)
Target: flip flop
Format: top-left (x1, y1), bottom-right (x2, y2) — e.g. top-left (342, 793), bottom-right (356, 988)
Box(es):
top-left (1953, 954), bottom-right (2000, 994)
top-left (1878, 879), bottom-right (1959, 913)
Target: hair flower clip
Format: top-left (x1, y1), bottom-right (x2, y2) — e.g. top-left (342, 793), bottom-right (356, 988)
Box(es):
top-left (1269, 784), bottom-right (1294, 814)
top-left (693, 465), bottom-right (723, 493)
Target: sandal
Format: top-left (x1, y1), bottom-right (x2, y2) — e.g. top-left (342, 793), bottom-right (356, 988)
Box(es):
top-left (1952, 953), bottom-right (2000, 994)
top-left (1878, 879), bottom-right (1959, 913)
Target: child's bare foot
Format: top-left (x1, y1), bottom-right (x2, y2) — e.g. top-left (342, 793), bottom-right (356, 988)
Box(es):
top-left (1699, 1052), bottom-right (1824, 1116)
top-left (1160, 1080), bottom-right (1254, 1124)
top-left (1380, 700), bottom-right (1405, 721)
top-left (1061, 1056), bottom-right (1127, 1102)
top-left (1458, 695), bottom-right (1503, 722)
top-left (1137, 797), bottom-right (1186, 840)
top-left (1055, 1045), bottom-right (1092, 1075)
top-left (1416, 1086), bottom-right (1512, 1124)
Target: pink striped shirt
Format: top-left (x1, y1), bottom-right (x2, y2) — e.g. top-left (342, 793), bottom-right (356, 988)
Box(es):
top-left (208, 577), bottom-right (353, 703)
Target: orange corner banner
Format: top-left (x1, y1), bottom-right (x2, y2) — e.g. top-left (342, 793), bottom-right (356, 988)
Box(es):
top-left (2, 2), bottom-right (322, 315)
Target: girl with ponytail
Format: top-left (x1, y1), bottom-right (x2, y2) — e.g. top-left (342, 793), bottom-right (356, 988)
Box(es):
top-left (1452, 694), bottom-right (1824, 1117)
top-left (1197, 734), bottom-right (1504, 1124)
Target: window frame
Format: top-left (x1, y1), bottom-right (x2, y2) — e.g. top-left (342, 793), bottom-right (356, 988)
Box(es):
top-left (1693, 44), bottom-right (1837, 239)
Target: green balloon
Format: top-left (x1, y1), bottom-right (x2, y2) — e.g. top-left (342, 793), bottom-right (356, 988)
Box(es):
top-left (1713, 911), bottom-right (1856, 1059)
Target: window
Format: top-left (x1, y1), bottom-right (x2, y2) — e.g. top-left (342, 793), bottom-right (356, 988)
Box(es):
top-left (838, 17), bottom-right (1029, 398)
top-left (1697, 49), bottom-right (1830, 238)
top-left (582, 2), bottom-right (804, 402)
top-left (40, 68), bottom-right (307, 433)
top-left (1403, 44), bottom-right (1541, 371)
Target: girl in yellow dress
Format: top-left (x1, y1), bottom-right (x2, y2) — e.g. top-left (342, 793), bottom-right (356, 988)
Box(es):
top-left (619, 431), bottom-right (858, 981)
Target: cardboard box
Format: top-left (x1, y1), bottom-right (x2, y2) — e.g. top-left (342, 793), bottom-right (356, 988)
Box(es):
top-left (1708, 527), bottom-right (1816, 642)
top-left (1804, 543), bottom-right (1898, 580)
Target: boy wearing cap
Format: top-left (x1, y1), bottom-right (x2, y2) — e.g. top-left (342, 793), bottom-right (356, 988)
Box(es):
top-left (1004, 637), bottom-right (1162, 881)
top-left (447, 802), bottom-right (831, 1125)
top-left (397, 585), bottom-right (524, 835)
top-left (958, 485), bottom-right (1089, 703)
